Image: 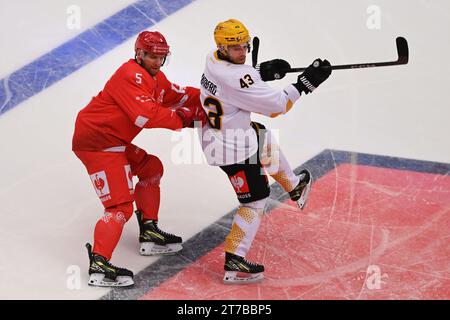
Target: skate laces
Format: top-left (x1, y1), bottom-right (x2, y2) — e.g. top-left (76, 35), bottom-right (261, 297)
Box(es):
top-left (244, 258), bottom-right (260, 268)
top-left (94, 254), bottom-right (120, 271)
top-left (148, 220), bottom-right (176, 238)
top-left (296, 172), bottom-right (308, 188)
top-left (238, 256), bottom-right (260, 268)
top-left (104, 260), bottom-right (119, 270)
top-left (298, 173), bottom-right (306, 182)
top-left (155, 225), bottom-right (177, 238)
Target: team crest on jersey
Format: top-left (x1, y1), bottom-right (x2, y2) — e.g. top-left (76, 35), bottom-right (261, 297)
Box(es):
top-left (229, 171), bottom-right (249, 194)
top-left (90, 171), bottom-right (110, 200)
top-left (135, 89), bottom-right (166, 104)
top-left (136, 95), bottom-right (154, 103)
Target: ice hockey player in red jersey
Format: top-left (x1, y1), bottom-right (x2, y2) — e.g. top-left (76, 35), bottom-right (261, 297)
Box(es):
top-left (72, 31), bottom-right (206, 287)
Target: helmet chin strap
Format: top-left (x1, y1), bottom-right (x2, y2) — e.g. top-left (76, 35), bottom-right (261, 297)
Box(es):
top-left (217, 46), bottom-right (232, 63)
top-left (135, 49), bottom-right (145, 65)
top-left (135, 50), bottom-right (167, 74)
top-left (217, 46), bottom-right (248, 64)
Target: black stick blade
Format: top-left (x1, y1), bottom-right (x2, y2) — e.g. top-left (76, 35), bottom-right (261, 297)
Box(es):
top-left (396, 36), bottom-right (409, 64)
top-left (252, 36), bottom-right (260, 68)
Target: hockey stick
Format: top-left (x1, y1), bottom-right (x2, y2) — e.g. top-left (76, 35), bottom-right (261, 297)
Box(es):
top-left (252, 36), bottom-right (260, 68)
top-left (286, 37), bottom-right (409, 73)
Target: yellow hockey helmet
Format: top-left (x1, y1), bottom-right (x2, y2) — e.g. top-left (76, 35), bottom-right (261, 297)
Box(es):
top-left (214, 19), bottom-right (250, 46)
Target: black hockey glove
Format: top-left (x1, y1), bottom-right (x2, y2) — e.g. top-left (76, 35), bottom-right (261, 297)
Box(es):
top-left (258, 59), bottom-right (291, 81)
top-left (293, 59), bottom-right (332, 95)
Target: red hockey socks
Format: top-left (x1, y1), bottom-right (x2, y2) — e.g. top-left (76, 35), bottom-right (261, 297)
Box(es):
top-left (92, 202), bottom-right (133, 260)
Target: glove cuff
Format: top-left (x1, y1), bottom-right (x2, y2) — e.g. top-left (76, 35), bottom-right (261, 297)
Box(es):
top-left (299, 76), bottom-right (316, 92)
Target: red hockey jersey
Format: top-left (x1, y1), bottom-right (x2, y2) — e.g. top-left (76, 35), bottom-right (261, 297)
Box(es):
top-left (72, 59), bottom-right (200, 151)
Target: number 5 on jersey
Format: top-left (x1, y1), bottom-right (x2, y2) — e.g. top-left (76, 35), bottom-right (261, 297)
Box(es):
top-left (203, 97), bottom-right (223, 130)
top-left (135, 73), bottom-right (142, 84)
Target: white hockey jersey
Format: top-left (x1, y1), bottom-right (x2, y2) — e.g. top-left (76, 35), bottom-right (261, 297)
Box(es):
top-left (199, 50), bottom-right (301, 166)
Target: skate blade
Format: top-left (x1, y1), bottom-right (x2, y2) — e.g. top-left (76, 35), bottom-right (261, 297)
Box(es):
top-left (223, 271), bottom-right (264, 285)
top-left (297, 173), bottom-right (312, 210)
top-left (140, 242), bottom-right (183, 256)
top-left (88, 273), bottom-right (134, 287)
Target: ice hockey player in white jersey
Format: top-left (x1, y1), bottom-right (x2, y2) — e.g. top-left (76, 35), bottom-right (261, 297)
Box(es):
top-left (199, 19), bottom-right (332, 284)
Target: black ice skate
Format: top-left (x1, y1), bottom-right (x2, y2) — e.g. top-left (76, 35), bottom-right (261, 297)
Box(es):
top-left (135, 211), bottom-right (183, 256)
top-left (223, 252), bottom-right (264, 284)
top-left (86, 243), bottom-right (134, 287)
top-left (288, 169), bottom-right (312, 210)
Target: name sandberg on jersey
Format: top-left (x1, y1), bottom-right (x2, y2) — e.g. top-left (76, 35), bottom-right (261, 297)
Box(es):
top-left (198, 50), bottom-right (302, 166)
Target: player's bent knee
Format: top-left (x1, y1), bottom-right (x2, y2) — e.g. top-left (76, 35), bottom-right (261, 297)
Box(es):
top-left (135, 155), bottom-right (164, 184)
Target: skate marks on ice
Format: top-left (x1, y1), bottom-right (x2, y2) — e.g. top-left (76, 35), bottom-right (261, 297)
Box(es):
top-left (262, 198), bottom-right (449, 289)
top-left (257, 150), bottom-right (450, 299)
top-left (103, 150), bottom-right (450, 300)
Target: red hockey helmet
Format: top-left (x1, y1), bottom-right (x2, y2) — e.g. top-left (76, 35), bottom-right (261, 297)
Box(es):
top-left (135, 31), bottom-right (170, 55)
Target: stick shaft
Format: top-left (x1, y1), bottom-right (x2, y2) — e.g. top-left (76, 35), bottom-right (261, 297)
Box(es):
top-left (287, 60), bottom-right (405, 73)
top-left (287, 36), bottom-right (408, 73)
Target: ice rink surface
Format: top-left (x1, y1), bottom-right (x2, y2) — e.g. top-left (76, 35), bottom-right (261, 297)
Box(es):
top-left (0, 0), bottom-right (449, 299)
